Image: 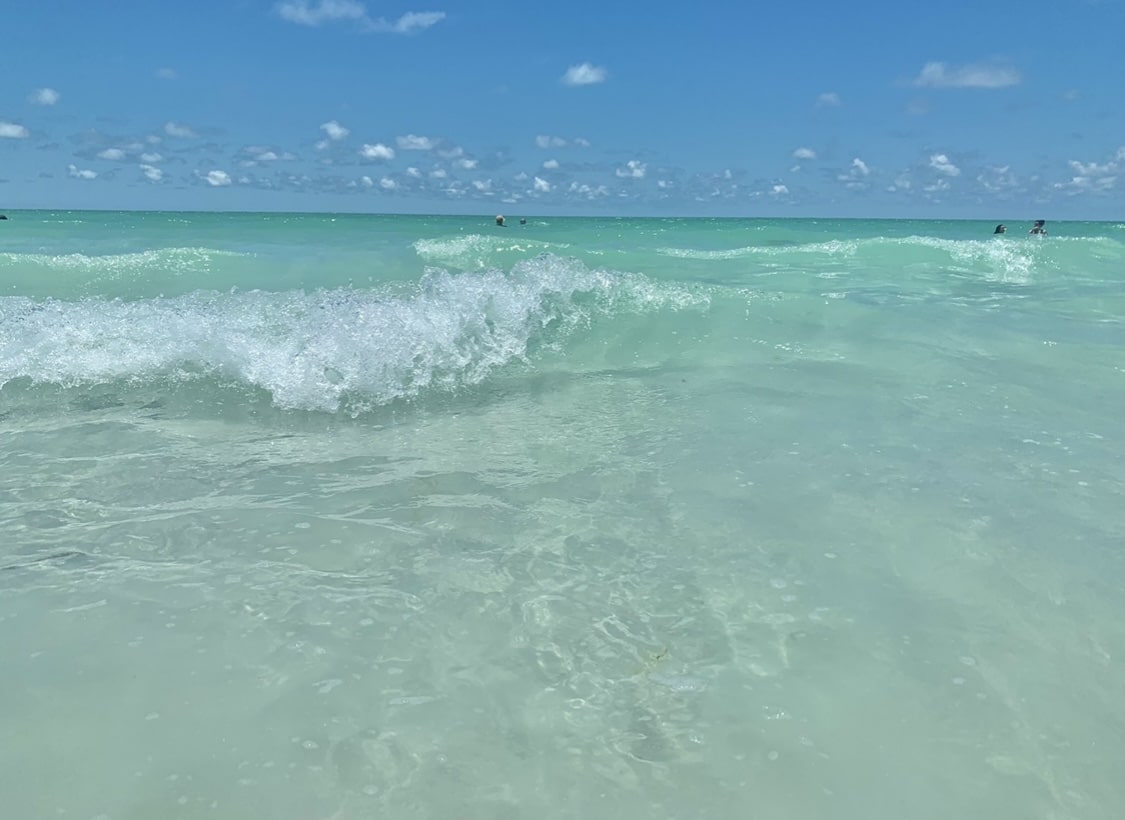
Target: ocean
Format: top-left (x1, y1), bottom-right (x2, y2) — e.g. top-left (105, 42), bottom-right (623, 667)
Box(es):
top-left (2, 211), bottom-right (1124, 819)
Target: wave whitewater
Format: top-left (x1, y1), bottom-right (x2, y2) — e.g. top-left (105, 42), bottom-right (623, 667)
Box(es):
top-left (0, 255), bottom-right (706, 414)
top-left (0, 247), bottom-right (248, 276)
top-left (413, 234), bottom-right (571, 269)
top-left (657, 234), bottom-right (1125, 283)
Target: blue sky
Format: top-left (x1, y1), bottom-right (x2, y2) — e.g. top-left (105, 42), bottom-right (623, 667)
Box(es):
top-left (2, 0), bottom-right (1123, 217)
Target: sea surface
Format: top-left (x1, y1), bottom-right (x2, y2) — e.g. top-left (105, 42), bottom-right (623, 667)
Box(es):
top-left (2, 211), bottom-right (1124, 820)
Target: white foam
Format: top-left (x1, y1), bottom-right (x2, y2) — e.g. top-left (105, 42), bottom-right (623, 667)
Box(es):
top-left (0, 255), bottom-right (706, 412)
top-left (657, 240), bottom-right (862, 260)
top-left (0, 247), bottom-right (247, 278)
top-left (413, 234), bottom-right (570, 269)
top-left (656, 234), bottom-right (1125, 285)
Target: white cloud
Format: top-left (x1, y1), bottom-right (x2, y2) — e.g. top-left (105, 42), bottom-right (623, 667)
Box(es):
top-left (976, 166), bottom-right (1018, 194)
top-left (542, 159), bottom-right (560, 170)
top-left (562, 63), bottom-right (607, 87)
top-left (1054, 149), bottom-right (1122, 195)
top-left (924, 178), bottom-right (951, 193)
top-left (360, 142), bottom-right (395, 160)
top-left (437, 145), bottom-right (463, 159)
top-left (156, 67), bottom-right (178, 80)
top-left (1068, 159), bottom-right (1113, 176)
top-left (380, 177), bottom-right (397, 189)
top-left (430, 168), bottom-right (447, 179)
top-left (397, 134), bottom-right (435, 151)
top-left (837, 158), bottom-right (871, 188)
top-left (140, 152), bottom-right (163, 163)
top-left (29, 88), bottom-right (60, 106)
top-left (359, 175), bottom-right (374, 187)
top-left (616, 160), bottom-right (646, 179)
top-left (573, 137), bottom-right (591, 148)
top-left (892, 173), bottom-right (912, 191)
top-left (206, 170), bottom-right (232, 186)
top-left (140, 164), bottom-right (164, 182)
top-left (913, 61), bottom-right (1021, 89)
top-left (370, 11), bottom-right (445, 33)
top-left (929, 153), bottom-right (961, 176)
top-left (771, 184), bottom-right (789, 196)
top-left (0, 121), bottom-right (30, 139)
top-left (792, 147), bottom-right (816, 160)
top-left (276, 1), bottom-right (445, 33)
top-left (320, 120), bottom-right (350, 141)
top-left (567, 181), bottom-right (609, 199)
top-left (455, 158), bottom-right (477, 170)
top-left (406, 166), bottom-right (421, 177)
top-left (98, 148), bottom-right (127, 161)
top-left (533, 177), bottom-right (551, 192)
top-left (165, 121), bottom-right (198, 138)
top-left (816, 92), bottom-right (841, 108)
top-left (536, 135), bottom-right (567, 149)
top-left (1054, 175), bottom-right (1117, 194)
top-left (276, 0), bottom-right (366, 25)
top-left (67, 164), bottom-right (97, 179)
top-left (472, 179), bottom-right (492, 191)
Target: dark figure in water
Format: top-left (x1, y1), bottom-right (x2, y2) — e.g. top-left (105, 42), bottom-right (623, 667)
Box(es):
top-left (993, 224), bottom-right (1006, 234)
top-left (0, 214), bottom-right (8, 220)
top-left (495, 214), bottom-right (506, 227)
top-left (1029, 219), bottom-right (1047, 235)
top-left (520, 218), bottom-right (527, 225)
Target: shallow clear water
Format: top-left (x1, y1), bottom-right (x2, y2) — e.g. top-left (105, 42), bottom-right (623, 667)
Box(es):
top-left (2, 212), bottom-right (1124, 819)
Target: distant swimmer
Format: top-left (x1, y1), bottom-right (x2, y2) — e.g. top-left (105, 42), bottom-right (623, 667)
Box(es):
top-left (495, 214), bottom-right (506, 227)
top-left (993, 223), bottom-right (1006, 234)
top-left (0, 214), bottom-right (8, 220)
top-left (519, 218), bottom-right (527, 225)
top-left (1029, 219), bottom-right (1047, 235)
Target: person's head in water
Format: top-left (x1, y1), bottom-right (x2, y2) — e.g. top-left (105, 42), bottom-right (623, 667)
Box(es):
top-left (519, 218), bottom-right (526, 225)
top-left (994, 224), bottom-right (1006, 234)
top-left (1029, 219), bottom-right (1047, 235)
top-left (495, 214), bottom-right (506, 227)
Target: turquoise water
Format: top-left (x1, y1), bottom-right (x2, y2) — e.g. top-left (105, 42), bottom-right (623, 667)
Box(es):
top-left (2, 211), bottom-right (1124, 819)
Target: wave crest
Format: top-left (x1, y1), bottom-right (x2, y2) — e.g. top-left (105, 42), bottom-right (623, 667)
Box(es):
top-left (0, 255), bottom-right (705, 413)
top-left (413, 234), bottom-right (570, 269)
top-left (658, 235), bottom-right (1125, 283)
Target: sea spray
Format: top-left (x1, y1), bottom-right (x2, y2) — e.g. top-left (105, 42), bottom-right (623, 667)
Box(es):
top-left (1, 255), bottom-right (707, 412)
